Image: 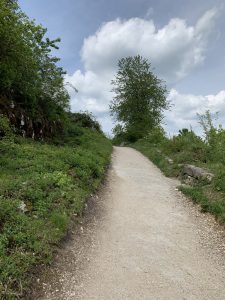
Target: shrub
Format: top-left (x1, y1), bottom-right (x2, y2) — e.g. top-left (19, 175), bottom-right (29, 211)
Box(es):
top-left (164, 129), bottom-right (207, 163)
top-left (144, 126), bottom-right (166, 144)
top-left (68, 111), bottom-right (102, 133)
top-left (198, 111), bottom-right (225, 163)
top-left (0, 115), bottom-right (14, 140)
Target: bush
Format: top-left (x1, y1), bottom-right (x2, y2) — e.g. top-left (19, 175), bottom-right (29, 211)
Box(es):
top-left (0, 115), bottom-right (14, 140)
top-left (198, 111), bottom-right (225, 164)
top-left (113, 125), bottom-right (166, 145)
top-left (68, 111), bottom-right (102, 133)
top-left (164, 129), bottom-right (207, 163)
top-left (143, 126), bottom-right (166, 144)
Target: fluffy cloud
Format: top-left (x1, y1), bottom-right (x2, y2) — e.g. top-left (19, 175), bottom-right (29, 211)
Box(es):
top-left (66, 8), bottom-right (219, 133)
top-left (81, 8), bottom-right (217, 82)
top-left (165, 89), bottom-right (225, 135)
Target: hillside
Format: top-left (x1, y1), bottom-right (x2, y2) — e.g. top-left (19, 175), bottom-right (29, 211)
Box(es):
top-left (0, 121), bottom-right (112, 298)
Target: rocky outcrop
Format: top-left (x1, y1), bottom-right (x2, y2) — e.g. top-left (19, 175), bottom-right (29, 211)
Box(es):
top-left (0, 97), bottom-right (63, 139)
top-left (182, 164), bottom-right (214, 182)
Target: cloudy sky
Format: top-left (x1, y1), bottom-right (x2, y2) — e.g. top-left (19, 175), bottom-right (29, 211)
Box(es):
top-left (19, 0), bottom-right (225, 136)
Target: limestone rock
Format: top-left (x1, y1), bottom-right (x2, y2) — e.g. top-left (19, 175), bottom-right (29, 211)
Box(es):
top-left (182, 164), bottom-right (214, 182)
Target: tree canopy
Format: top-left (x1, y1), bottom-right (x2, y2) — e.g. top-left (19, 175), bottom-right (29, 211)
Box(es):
top-left (0, 0), bottom-right (70, 137)
top-left (110, 55), bottom-right (169, 142)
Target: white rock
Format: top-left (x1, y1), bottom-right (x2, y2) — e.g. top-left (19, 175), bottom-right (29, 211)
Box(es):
top-left (18, 201), bottom-right (28, 213)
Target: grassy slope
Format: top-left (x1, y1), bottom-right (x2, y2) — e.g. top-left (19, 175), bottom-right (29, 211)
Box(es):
top-left (131, 139), bottom-right (225, 225)
top-left (131, 140), bottom-right (179, 177)
top-left (0, 129), bottom-right (112, 298)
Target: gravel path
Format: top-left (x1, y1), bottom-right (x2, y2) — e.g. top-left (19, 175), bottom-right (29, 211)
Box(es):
top-left (36, 147), bottom-right (225, 300)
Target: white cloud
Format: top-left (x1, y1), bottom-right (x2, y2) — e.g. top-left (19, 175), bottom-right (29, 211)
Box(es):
top-left (66, 8), bottom-right (219, 133)
top-left (165, 89), bottom-right (225, 136)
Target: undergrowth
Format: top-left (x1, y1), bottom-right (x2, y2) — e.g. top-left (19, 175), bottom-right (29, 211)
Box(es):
top-left (130, 115), bottom-right (225, 228)
top-left (179, 185), bottom-right (225, 224)
top-left (0, 126), bottom-right (112, 298)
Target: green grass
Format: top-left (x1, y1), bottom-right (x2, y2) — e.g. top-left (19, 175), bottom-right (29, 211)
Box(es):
top-left (179, 185), bottom-right (225, 224)
top-left (131, 139), bottom-right (179, 177)
top-left (131, 137), bottom-right (225, 228)
top-left (0, 128), bottom-right (112, 298)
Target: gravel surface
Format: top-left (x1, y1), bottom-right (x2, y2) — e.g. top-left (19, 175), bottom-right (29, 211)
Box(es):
top-left (34, 147), bottom-right (225, 300)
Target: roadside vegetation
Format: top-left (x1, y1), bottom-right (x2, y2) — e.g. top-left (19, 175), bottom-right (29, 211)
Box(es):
top-left (131, 112), bottom-right (225, 225)
top-left (0, 115), bottom-right (112, 298)
top-left (0, 0), bottom-right (70, 138)
top-left (0, 1), bottom-right (112, 298)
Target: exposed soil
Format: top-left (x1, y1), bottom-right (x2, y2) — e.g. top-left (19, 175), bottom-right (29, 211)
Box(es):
top-left (32, 147), bottom-right (225, 300)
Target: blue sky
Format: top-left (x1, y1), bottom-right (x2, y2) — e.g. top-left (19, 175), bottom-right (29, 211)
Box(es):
top-left (19, 0), bottom-right (225, 135)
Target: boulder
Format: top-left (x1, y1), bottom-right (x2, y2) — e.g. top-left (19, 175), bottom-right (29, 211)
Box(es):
top-left (182, 164), bottom-right (214, 182)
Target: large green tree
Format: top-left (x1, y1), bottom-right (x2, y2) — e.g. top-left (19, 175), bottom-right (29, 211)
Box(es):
top-left (110, 55), bottom-right (169, 142)
top-left (0, 0), bottom-right (70, 136)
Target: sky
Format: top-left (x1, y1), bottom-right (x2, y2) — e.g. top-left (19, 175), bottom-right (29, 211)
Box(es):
top-left (19, 0), bottom-right (225, 136)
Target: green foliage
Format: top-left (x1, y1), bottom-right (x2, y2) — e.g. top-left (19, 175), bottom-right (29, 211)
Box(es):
top-left (110, 55), bottom-right (169, 142)
top-left (0, 0), bottom-right (69, 132)
top-left (54, 111), bottom-right (104, 147)
top-left (0, 115), bottom-right (14, 140)
top-left (198, 111), bottom-right (225, 163)
top-left (111, 124), bottom-right (125, 145)
top-left (213, 171), bottom-right (225, 192)
top-left (180, 186), bottom-right (225, 223)
top-left (165, 129), bottom-right (207, 163)
top-left (0, 2), bottom-right (112, 297)
top-left (68, 111), bottom-right (102, 132)
top-left (132, 138), bottom-right (179, 177)
top-left (143, 126), bottom-right (166, 144)
top-left (131, 126), bottom-right (207, 176)
top-left (131, 110), bottom-right (225, 229)
top-left (0, 128), bottom-right (112, 298)
top-left (198, 110), bottom-right (217, 145)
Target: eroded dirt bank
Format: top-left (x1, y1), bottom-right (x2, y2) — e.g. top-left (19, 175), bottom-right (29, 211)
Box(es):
top-left (35, 147), bottom-right (225, 300)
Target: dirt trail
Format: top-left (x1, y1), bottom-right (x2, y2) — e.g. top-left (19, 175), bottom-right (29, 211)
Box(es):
top-left (37, 147), bottom-right (225, 300)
